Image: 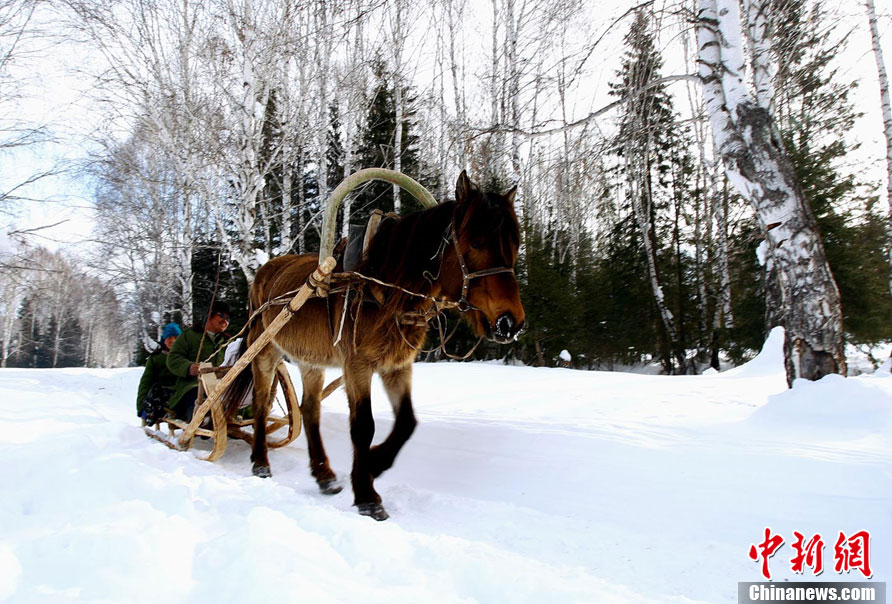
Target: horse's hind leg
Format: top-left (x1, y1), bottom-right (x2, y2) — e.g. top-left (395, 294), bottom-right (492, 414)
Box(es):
top-left (250, 346), bottom-right (282, 478)
top-left (344, 360), bottom-right (387, 520)
top-left (299, 364), bottom-right (341, 495)
top-left (369, 365), bottom-right (417, 478)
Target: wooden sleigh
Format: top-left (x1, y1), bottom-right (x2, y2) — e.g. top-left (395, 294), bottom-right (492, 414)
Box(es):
top-left (143, 168), bottom-right (437, 462)
top-left (144, 361), bottom-right (303, 461)
top-left (142, 257), bottom-right (340, 461)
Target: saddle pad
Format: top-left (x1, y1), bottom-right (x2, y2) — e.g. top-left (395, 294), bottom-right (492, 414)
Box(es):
top-left (343, 209), bottom-right (387, 271)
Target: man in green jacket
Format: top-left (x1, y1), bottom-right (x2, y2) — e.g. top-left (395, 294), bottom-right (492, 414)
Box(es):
top-left (166, 301), bottom-right (231, 421)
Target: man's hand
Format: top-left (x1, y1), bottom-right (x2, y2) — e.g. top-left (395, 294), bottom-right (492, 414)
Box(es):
top-left (189, 363), bottom-right (199, 376)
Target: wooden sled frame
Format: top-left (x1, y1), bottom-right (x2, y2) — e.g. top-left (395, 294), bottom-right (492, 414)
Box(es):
top-left (142, 361), bottom-right (301, 461)
top-left (143, 258), bottom-right (338, 460)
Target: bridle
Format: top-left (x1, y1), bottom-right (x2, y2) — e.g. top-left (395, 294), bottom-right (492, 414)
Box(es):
top-left (388, 217), bottom-right (516, 359)
top-left (448, 220), bottom-right (516, 313)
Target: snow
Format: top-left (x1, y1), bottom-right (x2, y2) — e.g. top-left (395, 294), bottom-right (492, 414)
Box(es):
top-left (1, 330), bottom-right (890, 603)
top-left (142, 335), bottom-right (159, 353)
top-left (846, 341), bottom-right (892, 376)
top-left (0, 229), bottom-right (16, 259)
top-left (756, 239), bottom-right (768, 267)
top-left (559, 349), bottom-right (571, 362)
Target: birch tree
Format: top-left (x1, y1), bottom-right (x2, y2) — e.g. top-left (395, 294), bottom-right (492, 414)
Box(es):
top-left (697, 0), bottom-right (845, 385)
top-left (314, 1), bottom-right (334, 221)
top-left (865, 0), bottom-right (892, 300)
top-left (338, 0), bottom-right (369, 239)
top-left (442, 0), bottom-right (468, 171)
top-left (204, 0), bottom-right (277, 280)
top-left (91, 125), bottom-right (186, 346)
top-left (682, 11), bottom-right (733, 368)
top-left (389, 0), bottom-right (407, 213)
top-left (0, 0), bottom-right (57, 215)
top-left (61, 0), bottom-right (211, 321)
top-left (0, 243), bottom-right (29, 367)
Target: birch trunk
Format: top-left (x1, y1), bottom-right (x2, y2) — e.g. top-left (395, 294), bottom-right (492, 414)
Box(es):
top-left (52, 317), bottom-right (62, 368)
top-left (316, 1), bottom-right (330, 223)
top-left (712, 166), bottom-right (734, 329)
top-left (865, 0), bottom-right (892, 299)
top-left (505, 0), bottom-right (521, 186)
top-left (296, 38), bottom-right (310, 254)
top-left (393, 80), bottom-right (403, 212)
top-left (446, 0), bottom-right (467, 168)
top-left (436, 43), bottom-right (448, 201)
top-left (0, 286), bottom-right (22, 368)
top-left (342, 117), bottom-right (354, 238)
top-left (282, 156), bottom-right (293, 251)
top-left (558, 61), bottom-right (576, 287)
top-left (178, 189), bottom-right (193, 324)
top-left (744, 0), bottom-right (775, 112)
top-left (683, 21), bottom-right (715, 360)
top-left (489, 0), bottom-right (501, 179)
top-left (698, 0), bottom-right (845, 385)
top-left (297, 146), bottom-right (306, 254)
top-left (341, 0), bottom-right (365, 238)
top-left (630, 150), bottom-right (686, 373)
top-left (391, 0), bottom-right (405, 213)
top-left (223, 0), bottom-right (265, 282)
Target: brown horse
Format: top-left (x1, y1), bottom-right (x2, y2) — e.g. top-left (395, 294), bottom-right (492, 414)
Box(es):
top-left (227, 171), bottom-right (524, 520)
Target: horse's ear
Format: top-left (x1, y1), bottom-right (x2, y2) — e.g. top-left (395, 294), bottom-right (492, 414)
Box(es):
top-left (503, 185), bottom-right (517, 206)
top-left (455, 170), bottom-right (478, 204)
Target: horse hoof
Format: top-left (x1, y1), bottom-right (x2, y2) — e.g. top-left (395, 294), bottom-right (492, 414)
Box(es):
top-left (252, 465), bottom-right (272, 478)
top-left (356, 503), bottom-right (389, 521)
top-left (318, 480), bottom-right (342, 495)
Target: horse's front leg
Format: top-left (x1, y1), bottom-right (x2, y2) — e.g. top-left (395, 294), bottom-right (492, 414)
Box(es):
top-left (298, 364), bottom-right (341, 495)
top-left (344, 359), bottom-right (388, 520)
top-left (369, 364), bottom-right (417, 478)
top-left (250, 347), bottom-right (281, 478)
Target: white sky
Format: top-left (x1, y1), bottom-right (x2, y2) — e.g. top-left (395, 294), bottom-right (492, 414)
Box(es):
top-left (2, 0), bottom-right (892, 257)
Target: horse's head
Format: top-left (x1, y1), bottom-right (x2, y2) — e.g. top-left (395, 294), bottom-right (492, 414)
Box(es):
top-left (444, 171), bottom-right (525, 344)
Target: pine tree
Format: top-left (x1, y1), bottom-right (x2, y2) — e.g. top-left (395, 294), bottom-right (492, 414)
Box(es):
top-left (610, 9), bottom-right (690, 373)
top-left (326, 101), bottom-right (346, 234)
top-left (352, 58), bottom-right (426, 223)
top-left (515, 229), bottom-right (587, 367)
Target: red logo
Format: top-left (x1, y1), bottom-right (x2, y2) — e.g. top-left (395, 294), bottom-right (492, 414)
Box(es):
top-left (749, 529), bottom-right (872, 580)
top-left (833, 531), bottom-right (872, 578)
top-left (790, 532), bottom-right (824, 575)
top-left (749, 527), bottom-right (785, 580)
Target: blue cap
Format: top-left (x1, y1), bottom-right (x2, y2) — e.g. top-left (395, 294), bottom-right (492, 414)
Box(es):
top-left (161, 322), bottom-right (182, 341)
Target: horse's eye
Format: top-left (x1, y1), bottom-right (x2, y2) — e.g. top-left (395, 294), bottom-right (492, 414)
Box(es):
top-left (470, 239), bottom-right (484, 250)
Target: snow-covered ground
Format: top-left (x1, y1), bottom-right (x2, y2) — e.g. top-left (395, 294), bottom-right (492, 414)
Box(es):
top-left (1, 328), bottom-right (890, 603)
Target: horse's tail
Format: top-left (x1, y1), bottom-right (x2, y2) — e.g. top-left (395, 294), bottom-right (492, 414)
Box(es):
top-left (220, 307), bottom-right (259, 419)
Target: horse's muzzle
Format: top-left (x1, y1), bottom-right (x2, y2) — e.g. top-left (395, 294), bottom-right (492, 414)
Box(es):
top-left (490, 312), bottom-right (523, 344)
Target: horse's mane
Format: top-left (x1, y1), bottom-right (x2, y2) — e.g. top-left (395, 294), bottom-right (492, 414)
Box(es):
top-left (356, 200), bottom-right (455, 321)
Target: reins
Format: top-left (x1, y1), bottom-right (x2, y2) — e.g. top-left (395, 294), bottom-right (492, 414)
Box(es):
top-left (393, 311), bottom-right (485, 361)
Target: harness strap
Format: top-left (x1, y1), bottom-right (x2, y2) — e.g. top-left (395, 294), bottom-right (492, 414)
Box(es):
top-left (449, 221), bottom-right (515, 311)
